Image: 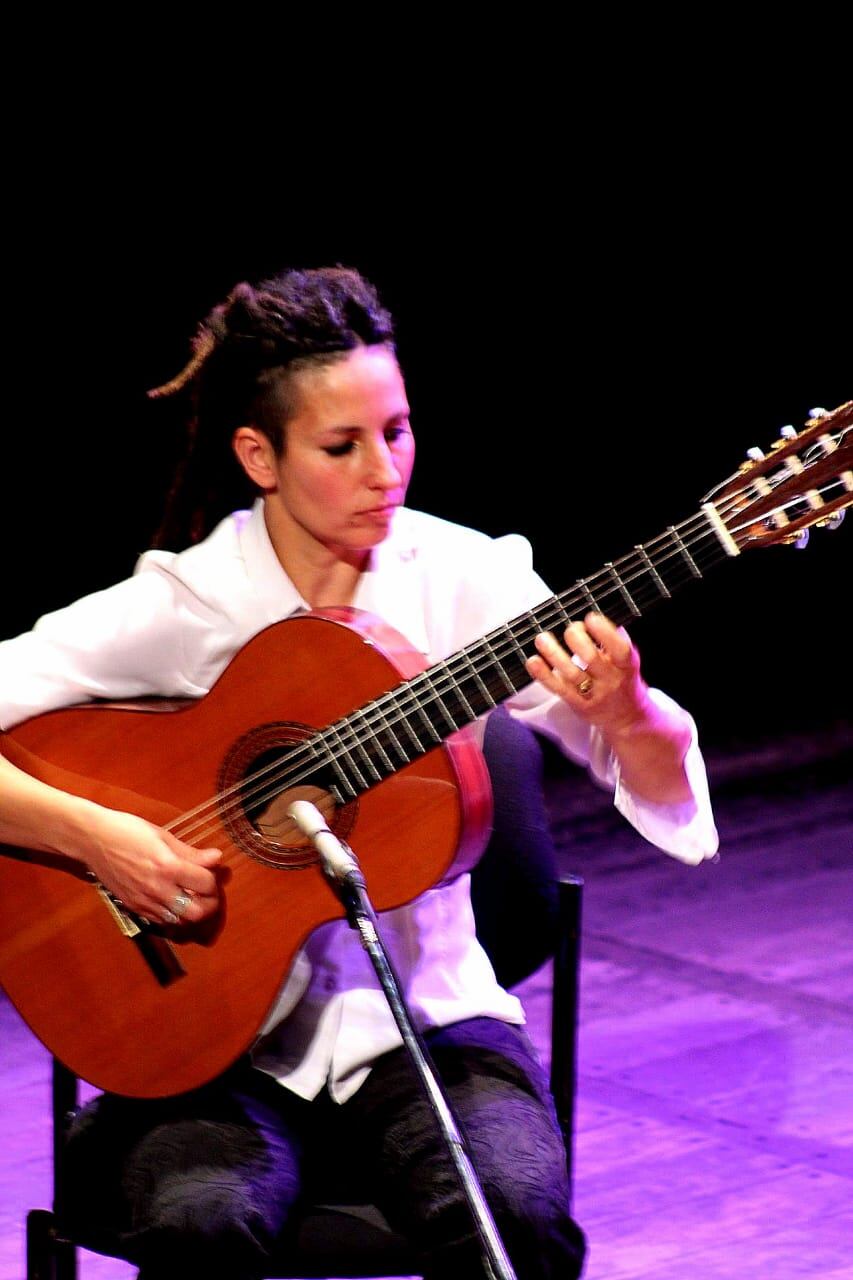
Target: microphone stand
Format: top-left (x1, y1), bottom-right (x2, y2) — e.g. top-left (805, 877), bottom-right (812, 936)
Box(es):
top-left (288, 802), bottom-right (517, 1280)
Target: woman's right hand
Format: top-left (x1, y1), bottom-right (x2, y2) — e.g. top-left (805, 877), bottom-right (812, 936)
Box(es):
top-left (1, 751), bottom-right (221, 924)
top-left (76, 805), bottom-right (223, 924)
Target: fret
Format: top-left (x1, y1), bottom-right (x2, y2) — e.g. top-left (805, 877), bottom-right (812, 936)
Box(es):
top-left (494, 621), bottom-right (537, 694)
top-left (503, 624), bottom-right (533, 668)
top-left (389, 696), bottom-right (426, 756)
top-left (425, 685), bottom-right (463, 736)
top-left (544, 596), bottom-right (573, 629)
top-left (458, 651), bottom-right (499, 711)
top-left (319, 710), bottom-right (413, 801)
top-left (528, 607), bottom-right (554, 647)
top-left (410, 694), bottom-right (443, 745)
top-left (362, 720), bottom-right (396, 774)
top-left (577, 580), bottom-right (600, 613)
top-left (445, 668), bottom-right (476, 721)
top-left (395, 680), bottom-right (443, 750)
top-left (635, 544), bottom-right (671, 598)
top-left (382, 715), bottom-right (414, 765)
top-left (605, 561), bottom-right (641, 617)
top-left (328, 758), bottom-right (358, 802)
top-left (324, 722), bottom-right (378, 789)
top-left (482, 634), bottom-right (519, 697)
top-left (377, 708), bottom-right (417, 771)
top-left (322, 723), bottom-right (368, 791)
top-left (667, 526), bottom-right (703, 578)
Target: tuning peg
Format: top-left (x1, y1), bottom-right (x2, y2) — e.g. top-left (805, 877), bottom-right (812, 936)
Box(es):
top-left (771, 426), bottom-right (798, 450)
top-left (809, 406), bottom-right (829, 418)
top-left (793, 528), bottom-right (810, 549)
top-left (746, 447), bottom-right (766, 461)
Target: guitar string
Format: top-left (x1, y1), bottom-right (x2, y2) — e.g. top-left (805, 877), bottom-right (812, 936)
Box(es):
top-left (166, 503), bottom-right (732, 846)
top-left (202, 461), bottom-right (846, 840)
top-left (171, 481), bottom-right (845, 860)
top-left (168, 482), bottom-right (835, 852)
top-left (167, 474), bottom-right (844, 848)
top-left (167, 479), bottom-right (834, 850)
top-left (163, 494), bottom-right (748, 848)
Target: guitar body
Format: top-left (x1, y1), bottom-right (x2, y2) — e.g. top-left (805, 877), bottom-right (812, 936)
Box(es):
top-left (0, 610), bottom-right (492, 1098)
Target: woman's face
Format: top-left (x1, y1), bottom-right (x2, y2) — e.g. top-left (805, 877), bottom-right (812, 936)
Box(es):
top-left (257, 344), bottom-right (415, 562)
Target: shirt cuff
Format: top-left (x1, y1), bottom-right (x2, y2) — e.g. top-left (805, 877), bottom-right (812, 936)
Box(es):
top-left (609, 695), bottom-right (719, 865)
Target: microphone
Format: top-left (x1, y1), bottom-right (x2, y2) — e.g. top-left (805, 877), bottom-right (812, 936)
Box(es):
top-left (287, 801), bottom-right (362, 883)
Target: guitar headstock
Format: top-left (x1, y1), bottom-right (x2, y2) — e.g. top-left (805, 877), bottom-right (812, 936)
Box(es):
top-left (706, 400), bottom-right (853, 551)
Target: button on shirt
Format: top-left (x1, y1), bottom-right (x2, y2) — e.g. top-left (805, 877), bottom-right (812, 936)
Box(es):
top-left (0, 502), bottom-right (718, 1101)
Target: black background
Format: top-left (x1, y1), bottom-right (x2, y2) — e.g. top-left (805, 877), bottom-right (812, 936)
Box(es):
top-left (3, 91), bottom-right (850, 751)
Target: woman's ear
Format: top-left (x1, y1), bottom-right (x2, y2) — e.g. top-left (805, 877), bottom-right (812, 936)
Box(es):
top-left (232, 426), bottom-right (278, 490)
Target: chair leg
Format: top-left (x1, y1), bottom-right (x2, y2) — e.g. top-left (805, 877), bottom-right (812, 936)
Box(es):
top-left (27, 1208), bottom-right (79, 1280)
top-left (52, 1059), bottom-right (79, 1279)
top-left (551, 874), bottom-right (583, 1203)
top-left (26, 1060), bottom-right (81, 1280)
top-left (53, 1237), bottom-right (78, 1280)
top-left (26, 1208), bottom-right (54, 1280)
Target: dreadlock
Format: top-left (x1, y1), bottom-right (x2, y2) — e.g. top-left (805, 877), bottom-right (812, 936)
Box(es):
top-left (151, 267), bottom-right (395, 549)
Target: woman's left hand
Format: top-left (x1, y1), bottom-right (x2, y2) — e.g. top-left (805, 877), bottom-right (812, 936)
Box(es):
top-left (526, 611), bottom-right (695, 804)
top-left (525, 611), bottom-right (651, 734)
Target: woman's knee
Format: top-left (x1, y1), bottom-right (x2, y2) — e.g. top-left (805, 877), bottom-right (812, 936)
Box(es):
top-left (64, 1086), bottom-right (304, 1269)
top-left (438, 1064), bottom-right (586, 1277)
top-left (132, 1171), bottom-right (278, 1273)
top-left (124, 1113), bottom-right (300, 1255)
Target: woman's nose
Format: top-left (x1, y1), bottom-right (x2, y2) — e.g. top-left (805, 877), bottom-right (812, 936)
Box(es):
top-left (367, 441), bottom-right (402, 488)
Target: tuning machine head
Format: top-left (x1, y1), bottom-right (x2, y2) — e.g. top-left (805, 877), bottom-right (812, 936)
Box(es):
top-left (783, 528), bottom-right (811, 550)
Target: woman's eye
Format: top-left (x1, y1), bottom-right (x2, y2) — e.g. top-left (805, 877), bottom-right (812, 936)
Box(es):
top-left (324, 426), bottom-right (409, 457)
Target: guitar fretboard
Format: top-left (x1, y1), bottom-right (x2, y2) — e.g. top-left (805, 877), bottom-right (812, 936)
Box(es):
top-left (315, 504), bottom-right (736, 803)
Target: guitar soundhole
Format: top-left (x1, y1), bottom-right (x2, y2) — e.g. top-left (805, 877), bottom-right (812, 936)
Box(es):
top-left (218, 722), bottom-right (357, 869)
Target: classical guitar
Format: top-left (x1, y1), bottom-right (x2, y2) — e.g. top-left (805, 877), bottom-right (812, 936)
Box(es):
top-left (1, 402), bottom-right (851, 1098)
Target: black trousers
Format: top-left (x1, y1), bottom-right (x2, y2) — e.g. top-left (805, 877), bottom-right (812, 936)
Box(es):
top-left (64, 1017), bottom-right (586, 1279)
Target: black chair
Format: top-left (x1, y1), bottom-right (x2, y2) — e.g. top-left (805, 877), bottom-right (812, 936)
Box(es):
top-left (26, 708), bottom-right (583, 1279)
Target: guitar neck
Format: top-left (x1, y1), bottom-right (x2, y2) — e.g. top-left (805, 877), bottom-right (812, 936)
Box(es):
top-left (319, 504), bottom-right (735, 803)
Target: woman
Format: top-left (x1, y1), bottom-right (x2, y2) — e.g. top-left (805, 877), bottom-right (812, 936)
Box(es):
top-left (0, 266), bottom-right (717, 1278)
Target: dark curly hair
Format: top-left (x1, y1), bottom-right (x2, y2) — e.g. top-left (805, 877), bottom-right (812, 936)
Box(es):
top-left (151, 266), bottom-right (395, 548)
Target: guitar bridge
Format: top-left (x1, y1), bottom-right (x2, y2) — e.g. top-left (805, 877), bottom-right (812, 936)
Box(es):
top-left (94, 883), bottom-right (186, 987)
top-left (96, 884), bottom-right (141, 937)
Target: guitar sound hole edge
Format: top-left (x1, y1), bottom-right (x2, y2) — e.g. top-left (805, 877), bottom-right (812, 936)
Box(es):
top-left (217, 721), bottom-right (358, 870)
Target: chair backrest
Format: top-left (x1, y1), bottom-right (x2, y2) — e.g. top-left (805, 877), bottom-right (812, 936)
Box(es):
top-left (474, 708), bottom-right (582, 1172)
top-left (472, 706), bottom-right (562, 989)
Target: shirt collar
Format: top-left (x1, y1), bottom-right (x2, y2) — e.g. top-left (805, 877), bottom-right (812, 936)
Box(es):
top-left (354, 509), bottom-right (431, 656)
top-left (238, 501), bottom-right (431, 656)
top-left (238, 500), bottom-right (310, 625)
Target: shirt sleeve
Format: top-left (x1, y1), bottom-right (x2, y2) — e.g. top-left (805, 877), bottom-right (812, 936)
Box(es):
top-left (0, 559), bottom-right (221, 731)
